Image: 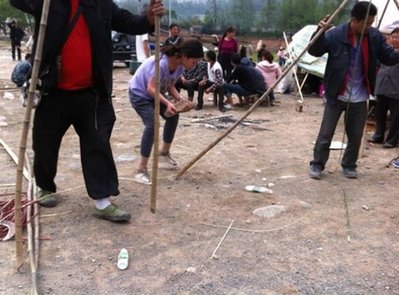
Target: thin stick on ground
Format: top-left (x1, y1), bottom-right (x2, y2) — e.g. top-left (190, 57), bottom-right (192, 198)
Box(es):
top-left (150, 1), bottom-right (161, 214)
top-left (342, 189), bottom-right (352, 242)
top-left (210, 220), bottom-right (234, 260)
top-left (176, 0), bottom-right (350, 179)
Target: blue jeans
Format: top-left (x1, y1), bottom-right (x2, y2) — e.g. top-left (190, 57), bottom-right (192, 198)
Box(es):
top-left (223, 83), bottom-right (253, 98)
top-left (311, 100), bottom-right (367, 170)
top-left (129, 92), bottom-right (179, 158)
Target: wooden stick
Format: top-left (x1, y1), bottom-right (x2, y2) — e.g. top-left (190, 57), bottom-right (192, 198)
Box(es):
top-left (191, 114), bottom-right (233, 123)
top-left (176, 0), bottom-right (350, 179)
top-left (378, 0), bottom-right (391, 29)
top-left (25, 153), bottom-right (39, 295)
top-left (283, 32), bottom-right (305, 105)
top-left (210, 220), bottom-right (234, 260)
top-left (150, 0), bottom-right (161, 214)
top-left (393, 0), bottom-right (399, 12)
top-left (14, 0), bottom-right (51, 269)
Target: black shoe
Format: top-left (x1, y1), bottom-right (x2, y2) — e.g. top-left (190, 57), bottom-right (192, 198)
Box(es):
top-left (368, 136), bottom-right (383, 143)
top-left (383, 142), bottom-right (396, 149)
top-left (219, 106), bottom-right (226, 112)
top-left (309, 164), bottom-right (322, 179)
top-left (342, 168), bottom-right (358, 179)
top-left (195, 105), bottom-right (202, 110)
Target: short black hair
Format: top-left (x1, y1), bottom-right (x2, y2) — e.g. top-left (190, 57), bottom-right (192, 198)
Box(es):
top-left (230, 53), bottom-right (241, 65)
top-left (205, 50), bottom-right (216, 62)
top-left (169, 23), bottom-right (179, 30)
top-left (351, 1), bottom-right (377, 20)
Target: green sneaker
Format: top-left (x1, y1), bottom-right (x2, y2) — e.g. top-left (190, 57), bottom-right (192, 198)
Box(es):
top-left (93, 203), bottom-right (131, 222)
top-left (37, 189), bottom-right (57, 207)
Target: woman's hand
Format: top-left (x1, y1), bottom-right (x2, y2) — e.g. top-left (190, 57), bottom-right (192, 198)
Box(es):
top-left (165, 100), bottom-right (177, 117)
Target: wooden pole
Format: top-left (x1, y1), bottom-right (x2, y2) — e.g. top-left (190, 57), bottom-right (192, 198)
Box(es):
top-left (283, 31), bottom-right (305, 112)
top-left (393, 0), bottom-right (399, 11)
top-left (14, 0), bottom-right (51, 268)
top-left (377, 0), bottom-right (391, 29)
top-left (150, 0), bottom-right (161, 214)
top-left (176, 0), bottom-right (350, 179)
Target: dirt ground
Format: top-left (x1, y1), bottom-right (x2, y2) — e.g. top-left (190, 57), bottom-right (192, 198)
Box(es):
top-left (1, 42), bottom-right (399, 295)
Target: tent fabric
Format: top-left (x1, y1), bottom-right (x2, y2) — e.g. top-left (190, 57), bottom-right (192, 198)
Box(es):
top-left (287, 25), bottom-right (328, 78)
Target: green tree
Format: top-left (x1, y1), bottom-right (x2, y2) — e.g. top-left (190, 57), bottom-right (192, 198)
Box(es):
top-left (0, 0), bottom-right (31, 35)
top-left (229, 0), bottom-right (255, 35)
top-left (257, 0), bottom-right (279, 35)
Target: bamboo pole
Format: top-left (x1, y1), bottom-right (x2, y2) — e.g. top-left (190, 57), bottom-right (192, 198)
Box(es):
top-left (14, 0), bottom-right (51, 268)
top-left (377, 0), bottom-right (391, 29)
top-left (25, 154), bottom-right (38, 295)
top-left (283, 31), bottom-right (305, 112)
top-left (150, 0), bottom-right (161, 214)
top-left (393, 0), bottom-right (399, 11)
top-left (176, 0), bottom-right (350, 179)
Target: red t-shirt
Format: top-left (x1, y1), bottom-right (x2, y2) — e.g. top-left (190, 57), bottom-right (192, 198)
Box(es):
top-left (58, 0), bottom-right (93, 90)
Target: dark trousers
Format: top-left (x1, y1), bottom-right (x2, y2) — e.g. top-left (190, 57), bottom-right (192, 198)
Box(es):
top-left (11, 40), bottom-right (21, 61)
top-left (174, 78), bottom-right (199, 100)
top-left (197, 81), bottom-right (224, 109)
top-left (218, 53), bottom-right (234, 78)
top-left (311, 100), bottom-right (367, 170)
top-left (129, 93), bottom-right (179, 158)
top-left (374, 95), bottom-right (399, 146)
top-left (32, 88), bottom-right (119, 199)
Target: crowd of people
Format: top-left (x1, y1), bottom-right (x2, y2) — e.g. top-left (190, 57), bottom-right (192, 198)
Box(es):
top-left (6, 0), bottom-right (399, 223)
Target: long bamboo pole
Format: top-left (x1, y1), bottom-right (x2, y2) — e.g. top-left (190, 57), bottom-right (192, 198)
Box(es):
top-left (176, 0), bottom-right (350, 179)
top-left (377, 0), bottom-right (391, 29)
top-left (14, 0), bottom-right (51, 268)
top-left (283, 31), bottom-right (305, 110)
top-left (150, 0), bottom-right (161, 214)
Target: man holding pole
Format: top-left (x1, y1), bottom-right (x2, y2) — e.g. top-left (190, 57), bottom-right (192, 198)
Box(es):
top-left (9, 0), bottom-right (164, 222)
top-left (308, 1), bottom-right (399, 180)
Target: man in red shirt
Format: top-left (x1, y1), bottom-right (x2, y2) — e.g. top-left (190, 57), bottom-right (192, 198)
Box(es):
top-left (10, 0), bottom-right (164, 222)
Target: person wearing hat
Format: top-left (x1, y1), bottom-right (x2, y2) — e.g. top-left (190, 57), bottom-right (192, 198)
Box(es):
top-left (7, 19), bottom-right (25, 61)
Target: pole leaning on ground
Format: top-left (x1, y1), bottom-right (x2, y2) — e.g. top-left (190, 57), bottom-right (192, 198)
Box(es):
top-left (14, 0), bottom-right (51, 269)
top-left (150, 0), bottom-right (161, 214)
top-left (393, 0), bottom-right (399, 12)
top-left (176, 0), bottom-right (350, 179)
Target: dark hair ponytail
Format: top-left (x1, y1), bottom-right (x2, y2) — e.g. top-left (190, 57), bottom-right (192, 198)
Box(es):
top-left (162, 39), bottom-right (204, 58)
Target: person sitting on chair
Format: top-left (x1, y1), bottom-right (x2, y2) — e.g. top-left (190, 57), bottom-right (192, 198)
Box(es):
top-left (197, 50), bottom-right (225, 112)
top-left (223, 53), bottom-right (265, 108)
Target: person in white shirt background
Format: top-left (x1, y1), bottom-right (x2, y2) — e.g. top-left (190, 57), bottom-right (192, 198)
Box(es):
top-left (136, 33), bottom-right (150, 63)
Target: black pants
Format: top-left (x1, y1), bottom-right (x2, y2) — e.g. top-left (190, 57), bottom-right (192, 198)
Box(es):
top-left (311, 100), bottom-right (367, 170)
top-left (374, 95), bottom-right (399, 146)
top-left (175, 78), bottom-right (199, 100)
top-left (32, 88), bottom-right (119, 199)
top-left (197, 81), bottom-right (224, 109)
top-left (11, 40), bottom-right (21, 61)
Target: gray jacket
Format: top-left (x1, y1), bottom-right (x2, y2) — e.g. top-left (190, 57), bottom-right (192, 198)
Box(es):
top-left (375, 63), bottom-right (399, 99)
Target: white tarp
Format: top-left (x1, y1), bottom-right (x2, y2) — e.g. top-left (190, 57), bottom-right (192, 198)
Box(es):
top-left (287, 25), bottom-right (328, 78)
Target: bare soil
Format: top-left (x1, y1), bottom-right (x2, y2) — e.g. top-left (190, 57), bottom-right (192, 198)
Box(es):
top-left (1, 43), bottom-right (399, 295)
